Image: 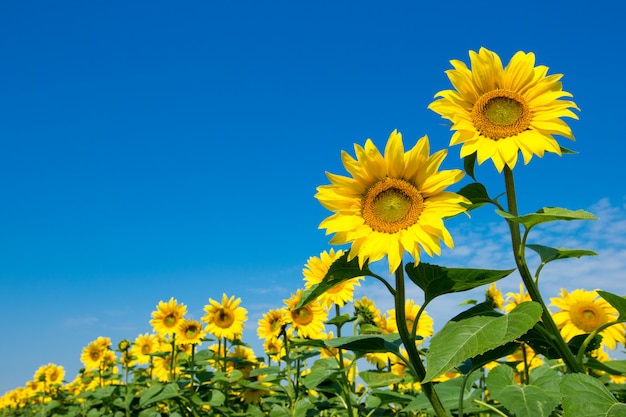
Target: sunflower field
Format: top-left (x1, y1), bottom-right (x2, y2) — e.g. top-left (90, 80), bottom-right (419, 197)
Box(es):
top-left (2, 48), bottom-right (625, 417)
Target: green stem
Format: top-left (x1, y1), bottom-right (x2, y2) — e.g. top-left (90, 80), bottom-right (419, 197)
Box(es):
top-left (335, 304), bottom-right (356, 417)
top-left (395, 264), bottom-right (448, 417)
top-left (503, 167), bottom-right (584, 373)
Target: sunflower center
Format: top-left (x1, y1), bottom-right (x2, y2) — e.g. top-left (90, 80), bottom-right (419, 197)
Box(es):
top-left (362, 178), bottom-right (424, 234)
top-left (141, 344), bottom-right (151, 355)
top-left (471, 89), bottom-right (531, 140)
top-left (90, 351), bottom-right (101, 361)
top-left (185, 326), bottom-right (199, 339)
top-left (571, 304), bottom-right (608, 333)
top-left (164, 314), bottom-right (177, 327)
top-left (216, 308), bottom-right (235, 328)
top-left (292, 306), bottom-right (314, 326)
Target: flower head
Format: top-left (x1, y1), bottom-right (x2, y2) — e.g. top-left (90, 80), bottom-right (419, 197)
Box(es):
top-left (150, 297), bottom-right (187, 337)
top-left (177, 319), bottom-right (206, 345)
top-left (316, 130), bottom-right (467, 274)
top-left (257, 309), bottom-right (287, 341)
top-left (202, 294), bottom-right (248, 341)
top-left (429, 47), bottom-right (579, 172)
top-left (303, 249), bottom-right (363, 309)
top-left (131, 333), bottom-right (162, 365)
top-left (283, 289), bottom-right (328, 339)
top-left (550, 288), bottom-right (626, 350)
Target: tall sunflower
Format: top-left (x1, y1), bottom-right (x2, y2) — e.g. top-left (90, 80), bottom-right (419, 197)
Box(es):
top-left (80, 340), bottom-right (107, 371)
top-left (284, 289), bottom-right (328, 339)
top-left (303, 249), bottom-right (363, 309)
top-left (316, 130), bottom-right (468, 274)
top-left (202, 294), bottom-right (248, 341)
top-left (550, 288), bottom-right (626, 350)
top-left (429, 47), bottom-right (579, 172)
top-left (150, 297), bottom-right (187, 337)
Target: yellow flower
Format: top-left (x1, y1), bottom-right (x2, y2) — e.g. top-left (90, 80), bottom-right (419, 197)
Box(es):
top-left (152, 344), bottom-right (180, 382)
top-left (550, 288), bottom-right (626, 350)
top-left (284, 289), bottom-right (328, 339)
top-left (303, 249), bottom-right (363, 309)
top-left (387, 300), bottom-right (434, 341)
top-left (429, 47), bottom-right (579, 172)
top-left (486, 283), bottom-right (505, 310)
top-left (202, 294), bottom-right (248, 341)
top-left (44, 364), bottom-right (65, 385)
top-left (150, 297), bottom-right (187, 337)
top-left (316, 130), bottom-right (467, 274)
top-left (176, 319), bottom-right (206, 345)
top-left (263, 337), bottom-right (286, 362)
top-left (131, 333), bottom-right (161, 365)
top-left (257, 308), bottom-right (287, 341)
top-left (504, 284), bottom-right (532, 313)
top-left (80, 339), bottom-right (107, 371)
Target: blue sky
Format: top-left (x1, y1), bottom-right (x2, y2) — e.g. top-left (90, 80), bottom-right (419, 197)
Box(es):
top-left (1, 0), bottom-right (625, 393)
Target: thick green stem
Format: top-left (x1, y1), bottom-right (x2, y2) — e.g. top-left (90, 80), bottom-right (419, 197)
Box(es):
top-left (503, 167), bottom-right (584, 373)
top-left (395, 264), bottom-right (448, 417)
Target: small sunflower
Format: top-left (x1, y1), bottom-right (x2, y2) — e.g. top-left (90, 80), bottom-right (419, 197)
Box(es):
top-left (202, 294), bottom-right (248, 341)
top-left (263, 337), bottom-right (286, 362)
top-left (80, 340), bottom-right (107, 371)
top-left (550, 288), bottom-right (626, 350)
top-left (177, 319), bottom-right (206, 345)
top-left (387, 299), bottom-right (434, 341)
top-left (316, 130), bottom-right (468, 274)
top-left (257, 308), bottom-right (287, 341)
top-left (284, 289), bottom-right (328, 339)
top-left (504, 284), bottom-right (532, 313)
top-left (429, 47), bottom-right (579, 172)
top-left (150, 297), bottom-right (187, 337)
top-left (131, 333), bottom-right (161, 365)
top-left (486, 283), bottom-right (505, 310)
top-left (303, 249), bottom-right (363, 309)
top-left (45, 364), bottom-right (65, 385)
top-left (354, 296), bottom-right (383, 332)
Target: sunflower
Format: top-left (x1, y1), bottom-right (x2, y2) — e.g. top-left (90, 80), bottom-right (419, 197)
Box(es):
top-left (263, 337), bottom-right (286, 362)
top-left (354, 296), bottom-right (383, 332)
top-left (44, 364), bottom-right (64, 385)
top-left (257, 308), bottom-right (287, 341)
top-left (503, 284), bottom-right (532, 313)
top-left (150, 297), bottom-right (187, 337)
top-left (486, 283), bottom-right (505, 311)
top-left (316, 130), bottom-right (468, 274)
top-left (131, 333), bottom-right (162, 365)
top-left (177, 319), bottom-right (206, 345)
top-left (550, 288), bottom-right (626, 350)
top-left (80, 340), bottom-right (107, 371)
top-left (284, 289), bottom-right (328, 339)
top-left (429, 47), bottom-right (579, 172)
top-left (202, 294), bottom-right (248, 341)
top-left (303, 249), bottom-right (363, 309)
top-left (387, 299), bottom-right (434, 341)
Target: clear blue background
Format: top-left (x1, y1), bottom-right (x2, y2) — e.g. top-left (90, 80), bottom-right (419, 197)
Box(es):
top-left (2, 0), bottom-right (625, 393)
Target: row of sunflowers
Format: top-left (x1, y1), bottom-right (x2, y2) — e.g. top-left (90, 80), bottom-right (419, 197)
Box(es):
top-left (3, 47), bottom-right (626, 416)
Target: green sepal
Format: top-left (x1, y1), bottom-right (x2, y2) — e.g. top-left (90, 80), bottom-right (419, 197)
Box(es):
top-left (496, 207), bottom-right (597, 230)
top-left (405, 262), bottom-right (515, 304)
top-left (463, 152), bottom-right (478, 181)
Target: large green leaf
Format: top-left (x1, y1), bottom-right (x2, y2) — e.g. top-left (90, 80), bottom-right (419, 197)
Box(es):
top-left (496, 207), bottom-right (597, 229)
top-left (561, 373), bottom-right (626, 417)
top-left (359, 370), bottom-right (404, 388)
top-left (405, 262), bottom-right (515, 304)
top-left (486, 365), bottom-right (561, 417)
top-left (423, 302), bottom-right (541, 382)
top-left (598, 291), bottom-right (626, 321)
top-left (526, 244), bottom-right (597, 264)
top-left (296, 252), bottom-right (374, 308)
top-left (139, 383), bottom-right (179, 407)
top-left (404, 371), bottom-right (482, 414)
top-left (324, 334), bottom-right (403, 354)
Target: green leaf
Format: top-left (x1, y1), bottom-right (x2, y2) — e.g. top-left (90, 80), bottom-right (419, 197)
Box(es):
top-left (139, 383), bottom-right (179, 407)
top-left (405, 262), bottom-right (515, 304)
top-left (296, 252), bottom-right (374, 308)
top-left (496, 207), bottom-right (597, 229)
top-left (325, 313), bottom-right (355, 327)
top-left (423, 302), bottom-right (542, 382)
top-left (359, 371), bottom-right (404, 388)
top-left (561, 373), bottom-right (626, 417)
top-left (526, 244), bottom-right (598, 264)
top-left (324, 334), bottom-right (403, 354)
top-left (598, 290), bottom-right (626, 321)
top-left (457, 182), bottom-right (492, 210)
top-left (560, 145), bottom-right (578, 155)
top-left (302, 368), bottom-right (332, 390)
top-left (463, 152), bottom-right (477, 180)
top-left (486, 365), bottom-right (561, 417)
top-left (404, 371), bottom-right (482, 414)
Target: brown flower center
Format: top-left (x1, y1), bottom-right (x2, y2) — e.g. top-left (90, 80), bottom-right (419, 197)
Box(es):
top-left (571, 304), bottom-right (608, 333)
top-left (362, 178), bottom-right (424, 234)
top-left (164, 314), bottom-right (177, 327)
top-left (215, 308), bottom-right (235, 329)
top-left (471, 89), bottom-right (531, 140)
top-left (292, 306), bottom-right (314, 326)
